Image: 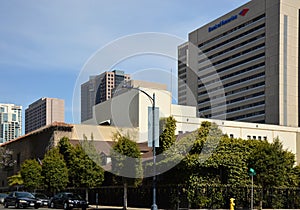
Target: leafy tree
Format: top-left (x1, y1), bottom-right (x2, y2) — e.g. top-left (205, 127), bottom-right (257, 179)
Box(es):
top-left (58, 137), bottom-right (74, 165)
top-left (57, 136), bottom-right (104, 189)
top-left (20, 159), bottom-right (43, 191)
top-left (248, 138), bottom-right (295, 188)
top-left (70, 144), bottom-right (104, 188)
top-left (8, 172), bottom-right (23, 190)
top-left (111, 132), bottom-right (142, 210)
top-left (42, 148), bottom-right (68, 193)
top-left (157, 116), bottom-right (176, 155)
top-left (291, 165), bottom-right (300, 187)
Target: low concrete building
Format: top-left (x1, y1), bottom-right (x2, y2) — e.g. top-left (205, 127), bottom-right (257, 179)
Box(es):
top-left (83, 80), bottom-right (300, 164)
top-left (0, 122), bottom-right (136, 188)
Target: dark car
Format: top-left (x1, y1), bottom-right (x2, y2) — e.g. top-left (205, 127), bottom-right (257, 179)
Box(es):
top-left (0, 193), bottom-right (8, 204)
top-left (31, 193), bottom-right (49, 207)
top-left (4, 191), bottom-right (41, 209)
top-left (48, 192), bottom-right (88, 210)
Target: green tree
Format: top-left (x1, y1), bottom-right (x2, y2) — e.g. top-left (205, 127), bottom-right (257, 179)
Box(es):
top-left (58, 136), bottom-right (74, 167)
top-left (20, 159), bottom-right (43, 191)
top-left (157, 116), bottom-right (176, 155)
top-left (57, 136), bottom-right (104, 189)
top-left (70, 144), bottom-right (104, 188)
top-left (42, 148), bottom-right (68, 193)
top-left (8, 172), bottom-right (23, 190)
top-left (248, 138), bottom-right (295, 188)
top-left (111, 132), bottom-right (142, 210)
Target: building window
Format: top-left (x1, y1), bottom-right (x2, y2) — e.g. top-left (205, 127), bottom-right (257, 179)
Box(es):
top-left (230, 134), bottom-right (234, 138)
top-left (258, 136), bottom-right (262, 140)
top-left (17, 153), bottom-right (21, 167)
top-left (263, 136), bottom-right (267, 140)
top-left (253, 136), bottom-right (256, 140)
top-left (247, 135), bottom-right (251, 140)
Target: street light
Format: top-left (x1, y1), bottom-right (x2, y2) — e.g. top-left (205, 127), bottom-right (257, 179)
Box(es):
top-left (249, 168), bottom-right (256, 210)
top-left (122, 85), bottom-right (158, 210)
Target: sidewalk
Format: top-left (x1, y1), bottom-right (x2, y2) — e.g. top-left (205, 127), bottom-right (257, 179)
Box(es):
top-left (89, 205), bottom-right (149, 210)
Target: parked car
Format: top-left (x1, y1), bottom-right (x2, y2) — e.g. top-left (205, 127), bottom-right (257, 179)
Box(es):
top-left (31, 193), bottom-right (49, 207)
top-left (3, 191), bottom-right (41, 209)
top-left (0, 193), bottom-right (8, 204)
top-left (48, 192), bottom-right (88, 210)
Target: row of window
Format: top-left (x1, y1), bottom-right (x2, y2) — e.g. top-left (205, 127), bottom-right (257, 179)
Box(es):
top-left (200, 94), bottom-right (265, 118)
top-left (198, 90), bottom-right (265, 113)
top-left (228, 110), bottom-right (265, 121)
top-left (198, 71), bottom-right (265, 99)
top-left (198, 33), bottom-right (265, 63)
top-left (199, 43), bottom-right (265, 71)
top-left (198, 62), bottom-right (265, 90)
top-left (228, 134), bottom-right (267, 141)
top-left (198, 52), bottom-right (265, 82)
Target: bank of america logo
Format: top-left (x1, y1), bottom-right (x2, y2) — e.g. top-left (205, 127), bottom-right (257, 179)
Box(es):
top-left (208, 8), bottom-right (250, 32)
top-left (239, 8), bottom-right (249, 16)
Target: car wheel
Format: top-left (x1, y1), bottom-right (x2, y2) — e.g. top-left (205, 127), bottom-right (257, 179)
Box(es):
top-left (34, 205), bottom-right (39, 209)
top-left (63, 202), bottom-right (69, 210)
top-left (4, 201), bottom-right (8, 208)
top-left (15, 202), bottom-right (20, 209)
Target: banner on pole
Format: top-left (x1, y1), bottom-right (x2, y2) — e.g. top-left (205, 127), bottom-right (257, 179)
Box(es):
top-left (148, 107), bottom-right (159, 147)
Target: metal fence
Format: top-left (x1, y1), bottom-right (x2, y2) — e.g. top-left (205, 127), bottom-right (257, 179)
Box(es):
top-left (76, 185), bottom-right (300, 209)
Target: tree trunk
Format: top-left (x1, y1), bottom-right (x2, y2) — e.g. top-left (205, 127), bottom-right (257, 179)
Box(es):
top-left (123, 182), bottom-right (127, 210)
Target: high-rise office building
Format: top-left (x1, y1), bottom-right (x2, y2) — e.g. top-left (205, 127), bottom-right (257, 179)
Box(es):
top-left (0, 103), bottom-right (22, 143)
top-left (178, 0), bottom-right (300, 127)
top-left (81, 70), bottom-right (130, 122)
top-left (25, 98), bottom-right (64, 133)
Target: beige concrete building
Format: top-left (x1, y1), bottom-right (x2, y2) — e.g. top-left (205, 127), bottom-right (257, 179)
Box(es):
top-left (25, 98), bottom-right (64, 134)
top-left (81, 70), bottom-right (130, 122)
top-left (0, 122), bottom-right (137, 188)
top-left (178, 0), bottom-right (300, 127)
top-left (84, 80), bottom-right (300, 164)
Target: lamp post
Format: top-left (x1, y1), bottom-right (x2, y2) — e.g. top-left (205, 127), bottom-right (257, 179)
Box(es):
top-left (249, 168), bottom-right (256, 210)
top-left (122, 86), bottom-right (158, 210)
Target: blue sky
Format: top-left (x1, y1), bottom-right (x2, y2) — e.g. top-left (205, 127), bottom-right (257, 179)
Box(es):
top-left (0, 0), bottom-right (249, 134)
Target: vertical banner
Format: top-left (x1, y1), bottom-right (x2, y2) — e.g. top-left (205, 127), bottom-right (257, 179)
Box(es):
top-left (148, 107), bottom-right (159, 147)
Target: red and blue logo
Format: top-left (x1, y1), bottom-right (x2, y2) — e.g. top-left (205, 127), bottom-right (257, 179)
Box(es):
top-left (239, 8), bottom-right (249, 16)
top-left (208, 8), bottom-right (250, 32)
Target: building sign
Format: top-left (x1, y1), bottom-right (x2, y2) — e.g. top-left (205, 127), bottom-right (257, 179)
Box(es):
top-left (208, 8), bottom-right (249, 32)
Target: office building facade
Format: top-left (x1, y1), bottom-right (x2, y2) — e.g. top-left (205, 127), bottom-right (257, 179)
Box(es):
top-left (178, 0), bottom-right (300, 127)
top-left (25, 98), bottom-right (64, 133)
top-left (81, 70), bottom-right (130, 122)
top-left (0, 103), bottom-right (22, 143)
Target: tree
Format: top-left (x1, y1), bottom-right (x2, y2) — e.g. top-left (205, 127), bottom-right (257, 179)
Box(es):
top-left (57, 136), bottom-right (104, 189)
top-left (70, 144), bottom-right (104, 188)
top-left (8, 172), bottom-right (23, 190)
top-left (157, 116), bottom-right (176, 155)
top-left (20, 159), bottom-right (43, 191)
top-left (42, 148), bottom-right (68, 193)
top-left (248, 138), bottom-right (295, 188)
top-left (111, 132), bottom-right (142, 210)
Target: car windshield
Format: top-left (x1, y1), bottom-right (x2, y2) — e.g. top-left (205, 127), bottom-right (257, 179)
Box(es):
top-left (66, 194), bottom-right (82, 200)
top-left (16, 192), bottom-right (35, 198)
top-left (34, 194), bottom-right (48, 199)
top-left (0, 194), bottom-right (7, 198)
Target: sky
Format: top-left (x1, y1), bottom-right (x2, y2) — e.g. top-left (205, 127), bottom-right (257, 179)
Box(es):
top-left (0, 0), bottom-right (249, 134)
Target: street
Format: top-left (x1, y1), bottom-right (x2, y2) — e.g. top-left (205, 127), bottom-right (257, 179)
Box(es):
top-left (0, 205), bottom-right (148, 210)
top-left (0, 208), bottom-right (60, 210)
